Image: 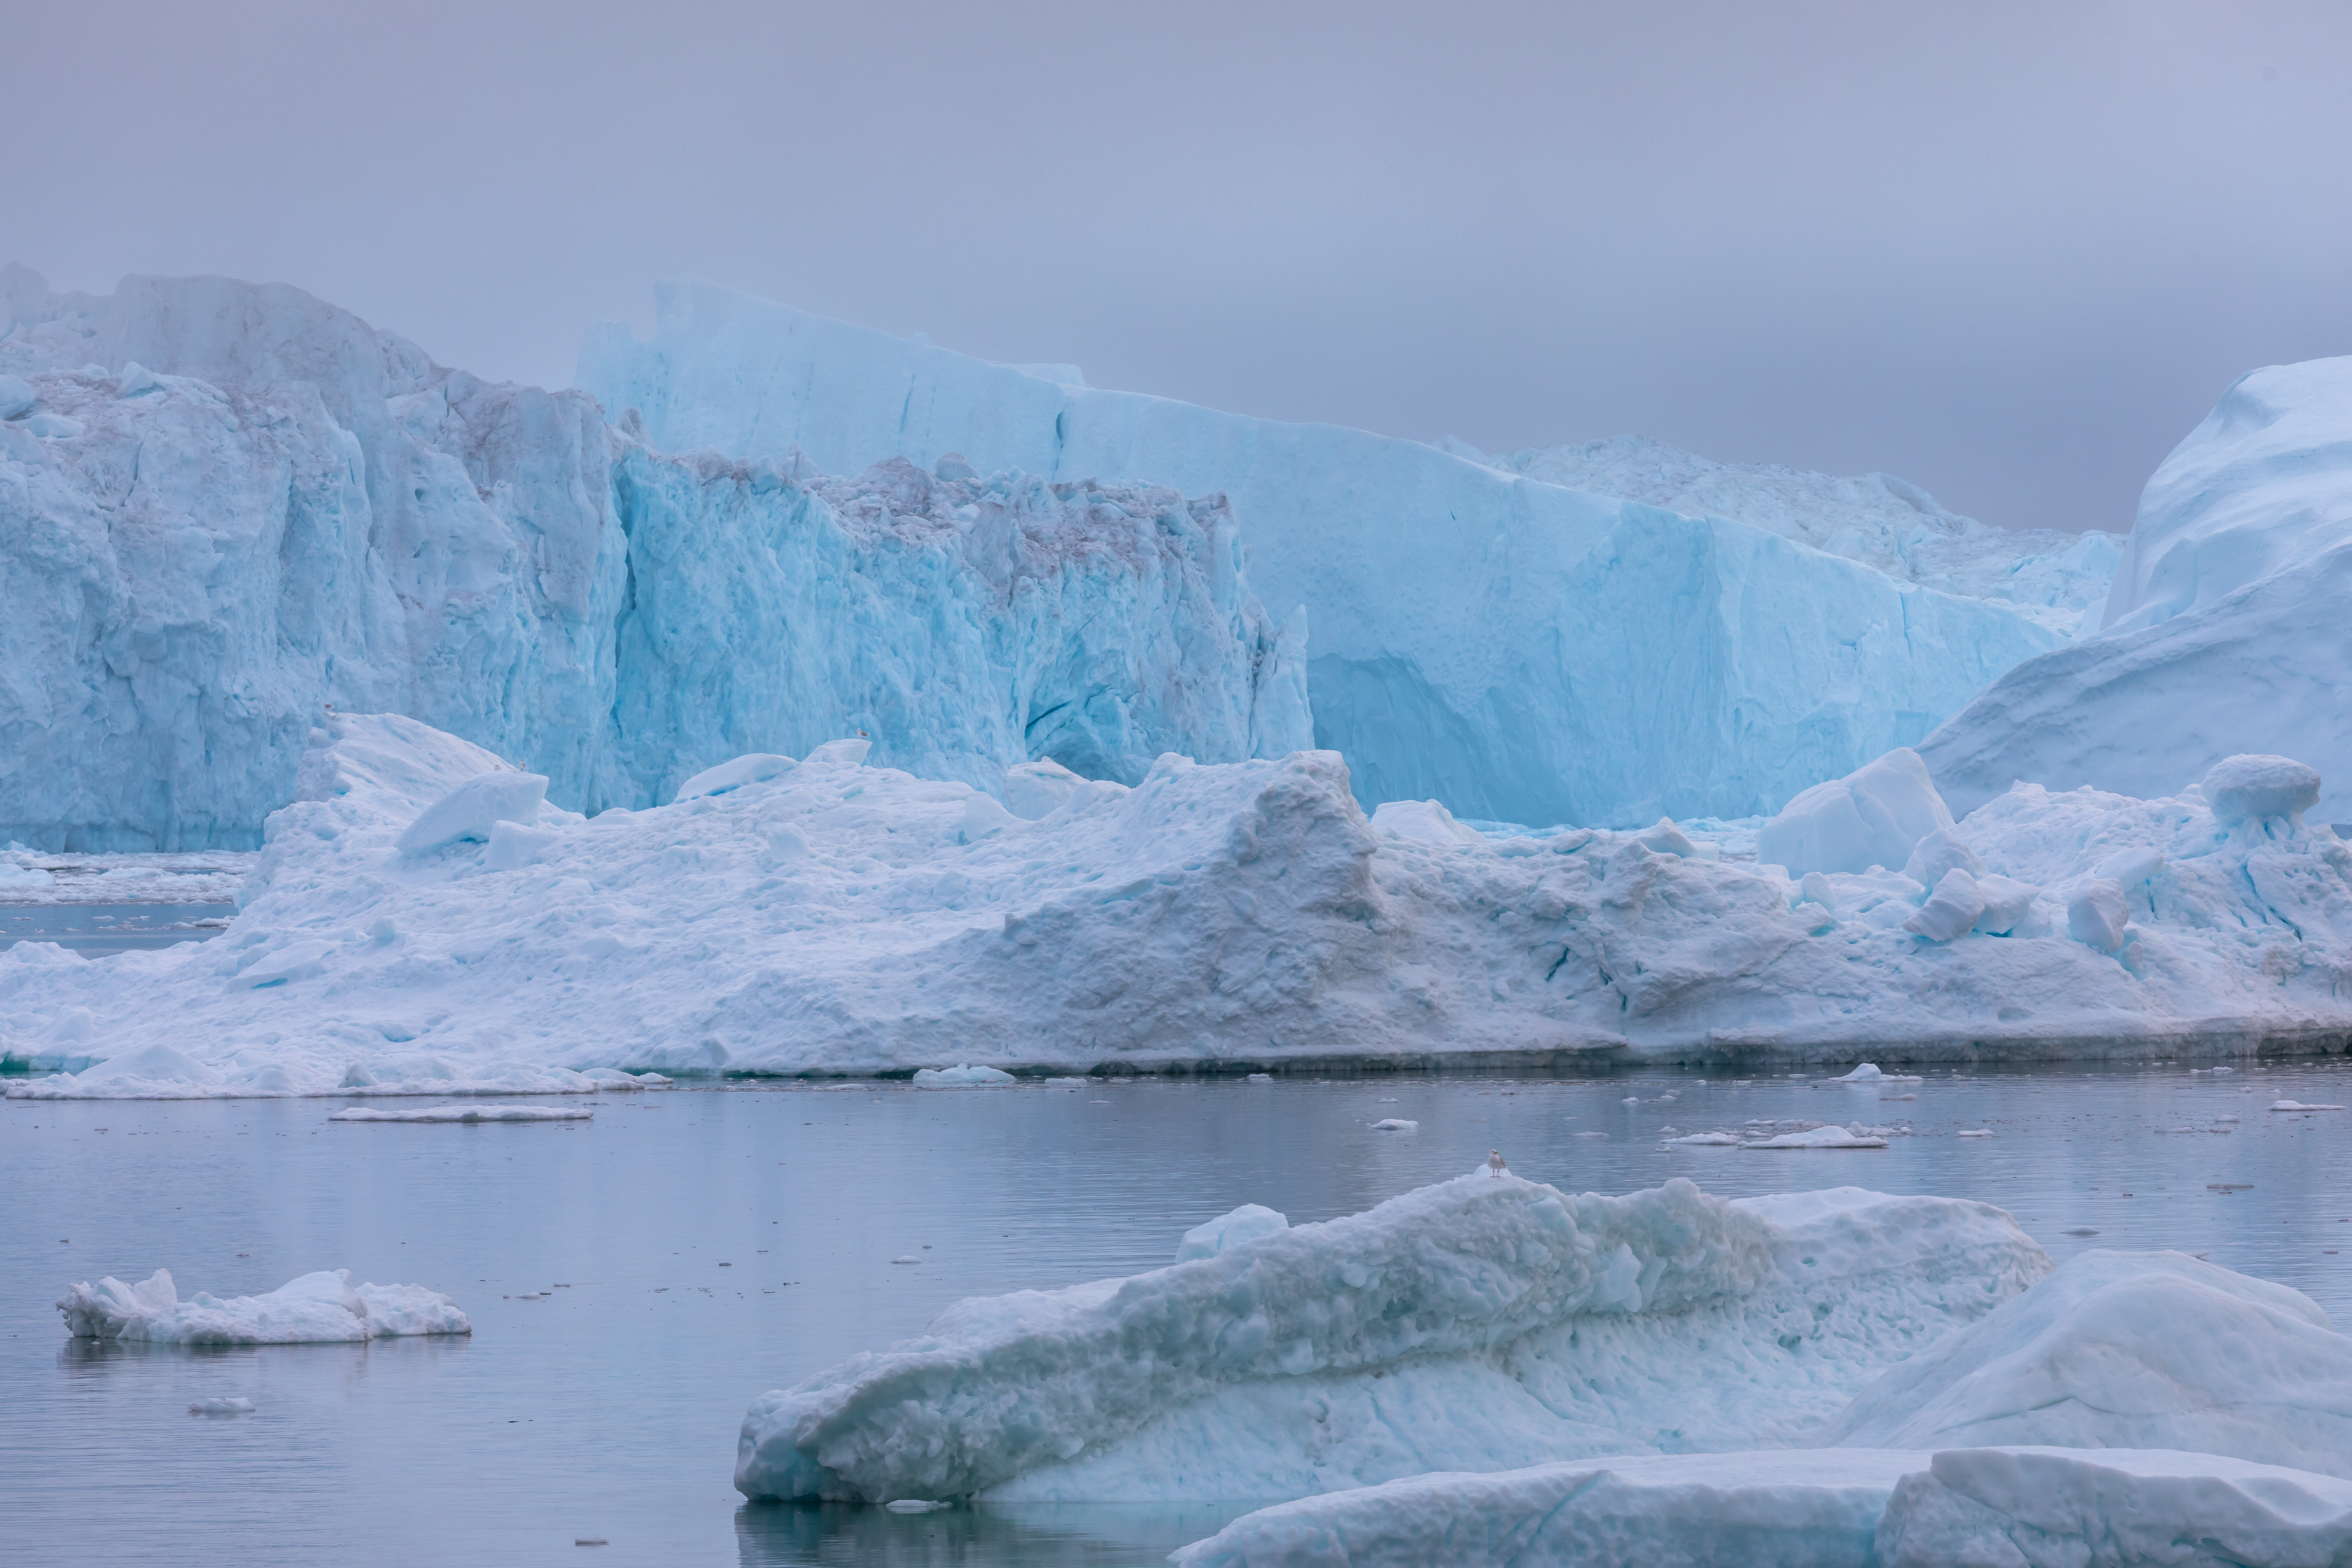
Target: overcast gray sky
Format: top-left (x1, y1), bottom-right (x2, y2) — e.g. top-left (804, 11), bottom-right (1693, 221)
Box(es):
top-left (6, 1), bottom-right (2348, 533)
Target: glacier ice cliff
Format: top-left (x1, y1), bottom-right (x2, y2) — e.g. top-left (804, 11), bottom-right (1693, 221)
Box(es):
top-left (11, 713), bottom-right (2352, 1097)
top-left (1922, 356), bottom-right (2352, 824)
top-left (0, 267), bottom-right (1308, 848)
top-left (578, 284), bottom-right (2068, 827)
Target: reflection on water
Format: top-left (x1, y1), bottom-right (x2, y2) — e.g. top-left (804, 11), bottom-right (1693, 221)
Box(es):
top-left (5, 1060), bottom-right (2351, 1566)
top-left (735, 1502), bottom-right (1260, 1567)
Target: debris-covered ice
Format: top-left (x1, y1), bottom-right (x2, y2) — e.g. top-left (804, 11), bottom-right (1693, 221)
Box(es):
top-left (58, 1268), bottom-right (470, 1343)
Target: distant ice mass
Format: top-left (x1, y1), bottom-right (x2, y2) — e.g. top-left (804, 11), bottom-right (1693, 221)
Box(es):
top-left (1924, 356), bottom-right (2352, 824)
top-left (578, 283), bottom-right (2068, 828)
top-left (58, 1267), bottom-right (469, 1343)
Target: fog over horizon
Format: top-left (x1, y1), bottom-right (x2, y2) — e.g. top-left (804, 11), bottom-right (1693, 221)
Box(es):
top-left (6, 1), bottom-right (2348, 534)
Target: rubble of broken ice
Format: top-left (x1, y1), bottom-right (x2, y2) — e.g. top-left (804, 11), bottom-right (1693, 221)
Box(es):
top-left (736, 1170), bottom-right (2352, 1566)
top-left (9, 694), bottom-right (2352, 1095)
top-left (57, 1266), bottom-right (468, 1343)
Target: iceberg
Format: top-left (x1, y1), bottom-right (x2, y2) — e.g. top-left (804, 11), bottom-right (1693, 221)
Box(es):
top-left (0, 267), bottom-right (1307, 848)
top-left (57, 1266), bottom-right (469, 1343)
top-left (13, 713), bottom-right (2352, 1094)
top-left (578, 284), bottom-right (2066, 827)
top-left (1922, 356), bottom-right (2352, 824)
top-left (733, 1175), bottom-right (2046, 1503)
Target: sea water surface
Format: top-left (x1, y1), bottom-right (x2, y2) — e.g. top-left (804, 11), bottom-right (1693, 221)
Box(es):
top-left (6, 1061), bottom-right (2352, 1567)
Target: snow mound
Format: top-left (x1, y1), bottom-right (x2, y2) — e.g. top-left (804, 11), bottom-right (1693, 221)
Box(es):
top-left (580, 282), bottom-right (2065, 828)
top-left (734, 1176), bottom-right (2045, 1504)
top-left (0, 267), bottom-right (1307, 849)
top-left (1488, 433), bottom-right (2120, 637)
top-left (1923, 356), bottom-right (2352, 825)
top-left (58, 1267), bottom-right (469, 1343)
top-left (1175, 1448), bottom-right (1930, 1567)
top-left (1877, 1447), bottom-right (2352, 1568)
top-left (327, 1103), bottom-right (592, 1122)
top-left (1815, 1250), bottom-right (2352, 1477)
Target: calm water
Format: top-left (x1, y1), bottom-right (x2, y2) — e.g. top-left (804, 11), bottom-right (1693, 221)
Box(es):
top-left (6, 1062), bottom-right (2352, 1567)
top-left (0, 902), bottom-right (230, 955)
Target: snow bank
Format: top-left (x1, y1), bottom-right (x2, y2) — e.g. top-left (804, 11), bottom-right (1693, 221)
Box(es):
top-left (58, 1267), bottom-right (469, 1343)
top-left (14, 715), bottom-right (2352, 1093)
top-left (1877, 1448), bottom-right (2352, 1568)
top-left (734, 1175), bottom-right (2044, 1503)
top-left (1173, 1448), bottom-right (1928, 1568)
top-left (1489, 433), bottom-right (2120, 636)
top-left (1815, 1250), bottom-right (2352, 1478)
top-left (1924, 356), bottom-right (2352, 824)
top-left (580, 283), bottom-right (2063, 827)
top-left (0, 267), bottom-right (1307, 848)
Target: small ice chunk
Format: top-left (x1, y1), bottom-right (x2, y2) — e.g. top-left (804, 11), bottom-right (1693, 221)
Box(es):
top-left (766, 822), bottom-right (813, 863)
top-left (59, 1267), bottom-right (468, 1342)
top-left (2066, 878), bottom-right (2130, 951)
top-left (239, 941), bottom-right (332, 988)
top-left (1368, 797), bottom-right (1485, 846)
top-left (1742, 1126), bottom-right (1889, 1149)
top-left (188, 1396), bottom-right (255, 1415)
top-left (1370, 1118), bottom-right (1418, 1131)
top-left (396, 771), bottom-right (549, 856)
top-left (958, 794), bottom-right (1018, 842)
top-left (884, 1498), bottom-right (952, 1513)
top-left (1755, 746), bottom-right (1953, 876)
top-left (890, 1256), bottom-right (920, 1265)
top-left (2094, 845), bottom-right (2165, 889)
top-left (1833, 1063), bottom-right (1885, 1082)
top-left (2272, 1100), bottom-right (2350, 1112)
top-left (1969, 874), bottom-right (2041, 937)
top-left (911, 1064), bottom-right (1016, 1087)
top-left (0, 373), bottom-right (36, 419)
top-left (932, 451), bottom-right (979, 481)
top-left (1905, 869), bottom-right (1986, 943)
top-left (1798, 871), bottom-right (1838, 913)
top-left (673, 753), bottom-right (796, 803)
top-left (1956, 1129), bottom-right (1996, 1138)
top-left (2203, 754), bottom-right (2323, 825)
top-left (803, 738), bottom-right (873, 766)
top-left (328, 1104), bottom-right (594, 1122)
top-left (484, 820), bottom-right (561, 871)
top-left (1004, 759), bottom-right (1086, 820)
top-left (1175, 1203), bottom-right (1289, 1264)
top-left (1901, 826), bottom-right (1984, 888)
top-left (1632, 818), bottom-right (1698, 858)
top-left (1667, 1131), bottom-right (1742, 1145)
top-left (2061, 1226), bottom-right (2100, 1236)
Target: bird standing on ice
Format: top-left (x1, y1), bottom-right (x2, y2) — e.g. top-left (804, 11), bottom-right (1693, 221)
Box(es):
top-left (1485, 1150), bottom-right (1508, 1177)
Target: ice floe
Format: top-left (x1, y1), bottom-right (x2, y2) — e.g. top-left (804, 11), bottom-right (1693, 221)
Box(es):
top-left (58, 1268), bottom-right (470, 1343)
top-left (327, 1103), bottom-right (593, 1123)
top-left (734, 1175), bottom-right (2045, 1504)
top-left (188, 1397), bottom-right (255, 1416)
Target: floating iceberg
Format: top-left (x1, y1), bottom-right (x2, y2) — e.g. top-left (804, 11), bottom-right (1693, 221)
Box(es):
top-left (580, 283), bottom-right (2064, 827)
top-left (1924, 356), bottom-right (2352, 825)
top-left (0, 267), bottom-right (1306, 849)
top-left (734, 1175), bottom-right (2045, 1503)
top-left (13, 713), bottom-right (2352, 1093)
top-left (58, 1267), bottom-right (469, 1343)
top-left (1814, 1250), bottom-right (2352, 1477)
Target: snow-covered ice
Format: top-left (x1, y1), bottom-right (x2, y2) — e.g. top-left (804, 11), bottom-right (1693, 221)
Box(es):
top-left (910, 1065), bottom-right (1016, 1087)
top-left (1742, 1127), bottom-right (1889, 1150)
top-left (1924, 356), bottom-right (2352, 825)
top-left (14, 713), bottom-right (2352, 1093)
top-left (733, 1175), bottom-right (2045, 1503)
top-left (327, 1103), bottom-right (593, 1122)
top-left (58, 1267), bottom-right (470, 1343)
top-left (579, 283), bottom-right (2065, 828)
top-left (0, 267), bottom-right (1307, 848)
top-left (1877, 1448), bottom-right (2352, 1568)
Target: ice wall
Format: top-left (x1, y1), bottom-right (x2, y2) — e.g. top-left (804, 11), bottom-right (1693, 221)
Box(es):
top-left (1921, 358), bottom-right (2352, 822)
top-left (1483, 433), bottom-right (2122, 638)
top-left (0, 267), bottom-right (1306, 846)
top-left (578, 284), bottom-right (2066, 825)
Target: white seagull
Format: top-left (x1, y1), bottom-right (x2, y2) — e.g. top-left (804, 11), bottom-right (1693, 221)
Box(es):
top-left (1486, 1149), bottom-right (1508, 1177)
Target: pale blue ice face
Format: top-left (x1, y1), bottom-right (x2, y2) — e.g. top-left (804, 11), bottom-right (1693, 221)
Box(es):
top-left (6, 5), bottom-right (2348, 538)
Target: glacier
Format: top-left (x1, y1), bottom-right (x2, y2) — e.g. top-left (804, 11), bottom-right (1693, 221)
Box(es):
top-left (13, 710), bottom-right (2352, 1095)
top-left (577, 283), bottom-right (2069, 826)
top-left (0, 266), bottom-right (1306, 848)
top-left (1472, 433), bottom-right (2122, 638)
top-left (1922, 356), bottom-right (2352, 824)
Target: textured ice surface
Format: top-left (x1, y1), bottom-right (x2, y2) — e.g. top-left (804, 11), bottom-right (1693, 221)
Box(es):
top-left (0, 267), bottom-right (1306, 848)
top-left (1172, 1448), bottom-right (1931, 1568)
top-left (1815, 1250), bottom-right (2352, 1477)
top-left (578, 284), bottom-right (2064, 827)
top-left (57, 1266), bottom-right (469, 1343)
top-left (1924, 357), bottom-right (2352, 824)
top-left (1877, 1448), bottom-right (2352, 1568)
top-left (1483, 434), bottom-right (2121, 636)
top-left (13, 715), bottom-right (2352, 1093)
top-left (733, 1175), bottom-right (2045, 1503)
top-left (1756, 748), bottom-right (1953, 878)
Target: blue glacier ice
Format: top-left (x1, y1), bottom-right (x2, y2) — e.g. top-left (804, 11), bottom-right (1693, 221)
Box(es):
top-left (0, 267), bottom-right (1306, 847)
top-left (578, 284), bottom-right (2071, 827)
top-left (1921, 357), bottom-right (2352, 822)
